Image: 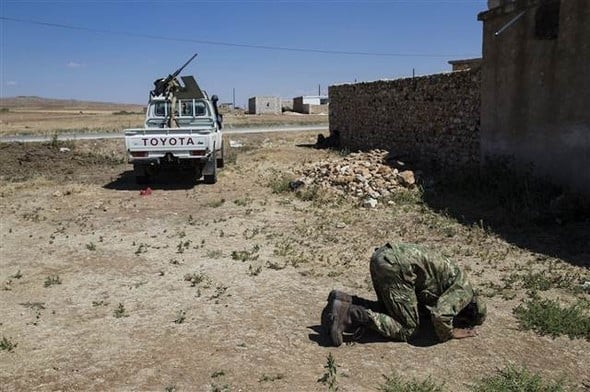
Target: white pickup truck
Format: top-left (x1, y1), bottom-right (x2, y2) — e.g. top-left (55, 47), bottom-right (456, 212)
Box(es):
top-left (124, 75), bottom-right (223, 184)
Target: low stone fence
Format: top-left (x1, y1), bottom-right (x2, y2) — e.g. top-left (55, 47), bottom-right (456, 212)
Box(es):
top-left (329, 69), bottom-right (480, 169)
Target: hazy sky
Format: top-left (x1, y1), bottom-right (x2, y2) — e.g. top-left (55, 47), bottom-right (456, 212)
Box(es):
top-left (1, 0), bottom-right (487, 106)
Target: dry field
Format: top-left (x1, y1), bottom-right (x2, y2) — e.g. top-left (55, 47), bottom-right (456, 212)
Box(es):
top-left (0, 130), bottom-right (589, 391)
top-left (0, 97), bottom-right (328, 137)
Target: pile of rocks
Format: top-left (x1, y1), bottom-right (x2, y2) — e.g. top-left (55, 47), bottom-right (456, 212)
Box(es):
top-left (295, 149), bottom-right (416, 207)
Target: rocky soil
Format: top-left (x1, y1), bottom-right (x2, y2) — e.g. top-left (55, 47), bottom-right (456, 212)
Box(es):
top-left (1, 132), bottom-right (588, 391)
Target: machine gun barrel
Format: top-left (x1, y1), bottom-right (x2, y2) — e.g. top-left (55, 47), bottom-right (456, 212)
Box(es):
top-left (171, 52), bottom-right (198, 79)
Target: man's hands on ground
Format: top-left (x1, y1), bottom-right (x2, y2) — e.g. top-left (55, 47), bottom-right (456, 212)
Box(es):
top-left (452, 328), bottom-right (478, 339)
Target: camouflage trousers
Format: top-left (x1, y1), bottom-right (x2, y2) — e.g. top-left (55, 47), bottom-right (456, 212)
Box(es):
top-left (366, 245), bottom-right (475, 341)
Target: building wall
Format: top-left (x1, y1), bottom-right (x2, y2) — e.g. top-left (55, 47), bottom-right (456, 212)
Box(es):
top-left (293, 96), bottom-right (329, 113)
top-left (281, 99), bottom-right (293, 111)
top-left (329, 69), bottom-right (481, 169)
top-left (305, 104), bottom-right (329, 115)
top-left (248, 96), bottom-right (281, 114)
top-left (293, 97), bottom-right (305, 113)
top-left (479, 0), bottom-right (590, 194)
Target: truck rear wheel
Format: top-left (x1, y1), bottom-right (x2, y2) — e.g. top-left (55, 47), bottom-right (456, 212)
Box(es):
top-left (203, 163), bottom-right (217, 184)
top-left (193, 163), bottom-right (203, 181)
top-left (133, 164), bottom-right (150, 185)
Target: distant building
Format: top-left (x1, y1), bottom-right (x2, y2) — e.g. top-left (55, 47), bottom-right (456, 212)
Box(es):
top-left (248, 96), bottom-right (281, 115)
top-left (281, 99), bottom-right (293, 112)
top-left (478, 0), bottom-right (590, 194)
top-left (293, 95), bottom-right (329, 114)
top-left (448, 58), bottom-right (482, 71)
top-left (218, 102), bottom-right (234, 111)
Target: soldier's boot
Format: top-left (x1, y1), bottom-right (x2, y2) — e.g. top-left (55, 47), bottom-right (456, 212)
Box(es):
top-left (327, 290), bottom-right (352, 304)
top-left (322, 290), bottom-right (352, 332)
top-left (328, 298), bottom-right (351, 347)
top-left (328, 290), bottom-right (383, 312)
top-left (327, 300), bottom-right (371, 347)
top-left (322, 291), bottom-right (352, 339)
top-left (322, 290), bottom-right (378, 345)
top-left (348, 304), bottom-right (372, 341)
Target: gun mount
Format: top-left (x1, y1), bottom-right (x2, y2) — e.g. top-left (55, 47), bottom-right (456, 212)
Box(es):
top-left (151, 52), bottom-right (198, 98)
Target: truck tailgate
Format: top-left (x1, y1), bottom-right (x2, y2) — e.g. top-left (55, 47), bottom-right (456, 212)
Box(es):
top-left (125, 128), bottom-right (212, 152)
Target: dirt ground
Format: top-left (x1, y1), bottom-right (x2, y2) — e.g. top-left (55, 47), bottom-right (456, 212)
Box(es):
top-left (0, 132), bottom-right (589, 391)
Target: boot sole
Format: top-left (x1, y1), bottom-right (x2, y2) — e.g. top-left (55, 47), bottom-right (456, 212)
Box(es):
top-left (329, 299), bottom-right (345, 347)
top-left (327, 290), bottom-right (352, 303)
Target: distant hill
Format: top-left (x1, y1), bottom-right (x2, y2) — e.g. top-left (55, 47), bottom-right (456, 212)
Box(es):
top-left (0, 96), bottom-right (144, 111)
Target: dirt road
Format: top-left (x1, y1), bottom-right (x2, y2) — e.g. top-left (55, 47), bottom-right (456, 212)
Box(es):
top-left (0, 132), bottom-right (588, 391)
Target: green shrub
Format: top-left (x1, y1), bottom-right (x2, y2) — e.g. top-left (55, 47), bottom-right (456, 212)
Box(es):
top-left (379, 373), bottom-right (444, 392)
top-left (0, 336), bottom-right (17, 352)
top-left (296, 185), bottom-right (321, 202)
top-left (317, 352), bottom-right (339, 391)
top-left (44, 275), bottom-right (62, 287)
top-left (387, 188), bottom-right (424, 206)
top-left (113, 303), bottom-right (129, 318)
top-left (268, 173), bottom-right (293, 194)
top-left (513, 297), bottom-right (590, 340)
top-left (231, 245), bottom-right (260, 262)
top-left (470, 365), bottom-right (569, 392)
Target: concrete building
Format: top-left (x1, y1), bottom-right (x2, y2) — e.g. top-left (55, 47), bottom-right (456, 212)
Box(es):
top-left (248, 96), bottom-right (281, 115)
top-left (293, 95), bottom-right (329, 114)
top-left (478, 0), bottom-right (590, 194)
top-left (281, 99), bottom-right (293, 112)
top-left (218, 103), bottom-right (234, 111)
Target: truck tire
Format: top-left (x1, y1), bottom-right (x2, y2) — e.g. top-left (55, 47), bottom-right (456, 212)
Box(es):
top-left (193, 162), bottom-right (203, 181)
top-left (136, 175), bottom-right (149, 185)
top-left (203, 162), bottom-right (217, 184)
top-left (134, 164), bottom-right (150, 185)
top-left (216, 143), bottom-right (225, 168)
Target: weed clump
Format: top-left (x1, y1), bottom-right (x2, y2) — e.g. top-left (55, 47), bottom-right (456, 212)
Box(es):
top-left (259, 373), bottom-right (284, 382)
top-left (44, 275), bottom-right (62, 287)
top-left (231, 245), bottom-right (260, 262)
top-left (183, 272), bottom-right (210, 287)
top-left (317, 352), bottom-right (339, 391)
top-left (174, 310), bottom-right (186, 324)
top-left (268, 173), bottom-right (294, 194)
top-left (513, 297), bottom-right (590, 340)
top-left (379, 374), bottom-right (443, 392)
top-left (0, 336), bottom-right (17, 352)
top-left (469, 365), bottom-right (570, 392)
top-left (113, 303), bottom-right (129, 318)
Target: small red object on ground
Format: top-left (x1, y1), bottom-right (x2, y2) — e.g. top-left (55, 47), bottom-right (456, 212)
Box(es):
top-left (139, 187), bottom-right (152, 196)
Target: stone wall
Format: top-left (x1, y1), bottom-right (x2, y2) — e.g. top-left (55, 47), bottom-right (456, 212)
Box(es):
top-left (329, 69), bottom-right (481, 169)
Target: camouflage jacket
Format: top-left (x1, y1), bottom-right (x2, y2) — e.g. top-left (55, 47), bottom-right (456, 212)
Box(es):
top-left (370, 243), bottom-right (475, 341)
